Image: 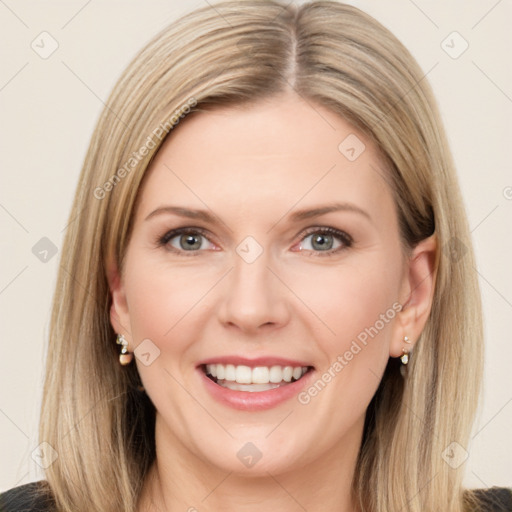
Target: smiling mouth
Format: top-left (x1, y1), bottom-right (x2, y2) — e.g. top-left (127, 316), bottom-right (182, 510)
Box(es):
top-left (202, 363), bottom-right (314, 392)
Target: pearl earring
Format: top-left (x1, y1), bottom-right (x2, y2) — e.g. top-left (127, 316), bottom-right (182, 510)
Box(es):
top-left (116, 334), bottom-right (133, 365)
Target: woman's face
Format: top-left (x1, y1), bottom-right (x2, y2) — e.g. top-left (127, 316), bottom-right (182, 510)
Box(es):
top-left (110, 93), bottom-right (431, 476)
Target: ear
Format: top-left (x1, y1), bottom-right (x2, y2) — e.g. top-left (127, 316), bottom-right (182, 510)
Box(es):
top-left (107, 259), bottom-right (132, 345)
top-left (390, 234), bottom-right (438, 358)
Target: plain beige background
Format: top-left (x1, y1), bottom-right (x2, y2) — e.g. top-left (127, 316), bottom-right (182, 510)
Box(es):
top-left (1, 0), bottom-right (511, 493)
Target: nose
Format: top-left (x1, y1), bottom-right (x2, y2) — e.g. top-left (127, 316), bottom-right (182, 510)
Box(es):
top-left (216, 246), bottom-right (291, 335)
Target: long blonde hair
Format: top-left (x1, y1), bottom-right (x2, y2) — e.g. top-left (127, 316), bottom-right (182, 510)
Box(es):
top-left (38, 1), bottom-right (484, 510)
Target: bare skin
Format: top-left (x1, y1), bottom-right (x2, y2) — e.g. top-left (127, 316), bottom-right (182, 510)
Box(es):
top-left (109, 92), bottom-right (437, 511)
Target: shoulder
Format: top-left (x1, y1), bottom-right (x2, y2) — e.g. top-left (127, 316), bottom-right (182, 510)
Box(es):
top-left (465, 487), bottom-right (512, 512)
top-left (0, 480), bottom-right (55, 512)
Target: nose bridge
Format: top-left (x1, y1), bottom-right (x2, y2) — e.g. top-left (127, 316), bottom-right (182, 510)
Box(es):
top-left (232, 247), bottom-right (271, 299)
top-left (218, 237), bottom-right (289, 331)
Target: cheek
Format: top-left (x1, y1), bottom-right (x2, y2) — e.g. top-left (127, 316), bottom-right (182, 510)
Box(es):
top-left (122, 256), bottom-right (212, 356)
top-left (290, 254), bottom-right (401, 350)
top-left (293, 254), bottom-right (400, 399)
top-left (122, 256), bottom-right (213, 424)
top-left (290, 260), bottom-right (399, 430)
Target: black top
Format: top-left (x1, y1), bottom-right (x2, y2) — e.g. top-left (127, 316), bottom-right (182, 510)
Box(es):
top-left (0, 480), bottom-right (511, 511)
top-left (0, 481), bottom-right (55, 512)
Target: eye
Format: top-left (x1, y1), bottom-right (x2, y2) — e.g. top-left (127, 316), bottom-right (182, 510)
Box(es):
top-left (158, 228), bottom-right (216, 254)
top-left (157, 226), bottom-right (352, 256)
top-left (296, 227), bottom-right (352, 255)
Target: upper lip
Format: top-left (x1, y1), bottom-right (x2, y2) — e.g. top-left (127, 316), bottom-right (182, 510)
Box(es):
top-left (197, 356), bottom-right (314, 368)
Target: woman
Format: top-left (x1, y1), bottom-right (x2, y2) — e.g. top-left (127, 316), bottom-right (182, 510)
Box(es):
top-left (1, 1), bottom-right (510, 511)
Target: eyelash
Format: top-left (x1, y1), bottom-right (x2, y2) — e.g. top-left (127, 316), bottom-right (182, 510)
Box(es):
top-left (156, 226), bottom-right (353, 257)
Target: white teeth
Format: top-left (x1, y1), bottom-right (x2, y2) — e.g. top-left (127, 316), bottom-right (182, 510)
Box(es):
top-left (225, 364), bottom-right (236, 381)
top-left (292, 367), bottom-right (303, 380)
top-left (235, 365), bottom-right (252, 384)
top-left (205, 363), bottom-right (309, 385)
top-left (252, 366), bottom-right (270, 384)
top-left (282, 366), bottom-right (293, 382)
top-left (269, 365), bottom-right (283, 383)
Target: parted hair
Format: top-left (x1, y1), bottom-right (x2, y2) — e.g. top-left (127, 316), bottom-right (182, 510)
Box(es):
top-left (38, 1), bottom-right (484, 510)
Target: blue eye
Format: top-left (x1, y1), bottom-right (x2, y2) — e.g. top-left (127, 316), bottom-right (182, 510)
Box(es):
top-left (157, 226), bottom-right (352, 257)
top-left (298, 227), bottom-right (352, 254)
top-left (158, 228), bottom-right (214, 253)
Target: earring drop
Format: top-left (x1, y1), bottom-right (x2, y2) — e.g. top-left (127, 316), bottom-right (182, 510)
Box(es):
top-left (400, 335), bottom-right (412, 365)
top-left (116, 334), bottom-right (133, 366)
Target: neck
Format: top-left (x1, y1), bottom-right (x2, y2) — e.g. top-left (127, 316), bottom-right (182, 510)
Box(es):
top-left (138, 414), bottom-right (363, 512)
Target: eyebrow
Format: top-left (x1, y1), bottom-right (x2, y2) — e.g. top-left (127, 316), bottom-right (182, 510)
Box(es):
top-left (288, 202), bottom-right (371, 222)
top-left (144, 202), bottom-right (372, 224)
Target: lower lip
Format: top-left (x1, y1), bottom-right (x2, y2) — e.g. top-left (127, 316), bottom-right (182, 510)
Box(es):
top-left (198, 368), bottom-right (315, 411)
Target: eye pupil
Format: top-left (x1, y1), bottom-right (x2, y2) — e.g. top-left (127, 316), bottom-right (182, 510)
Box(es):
top-left (312, 234), bottom-right (333, 251)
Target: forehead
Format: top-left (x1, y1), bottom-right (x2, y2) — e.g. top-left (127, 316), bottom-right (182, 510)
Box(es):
top-left (136, 94), bottom-right (395, 226)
